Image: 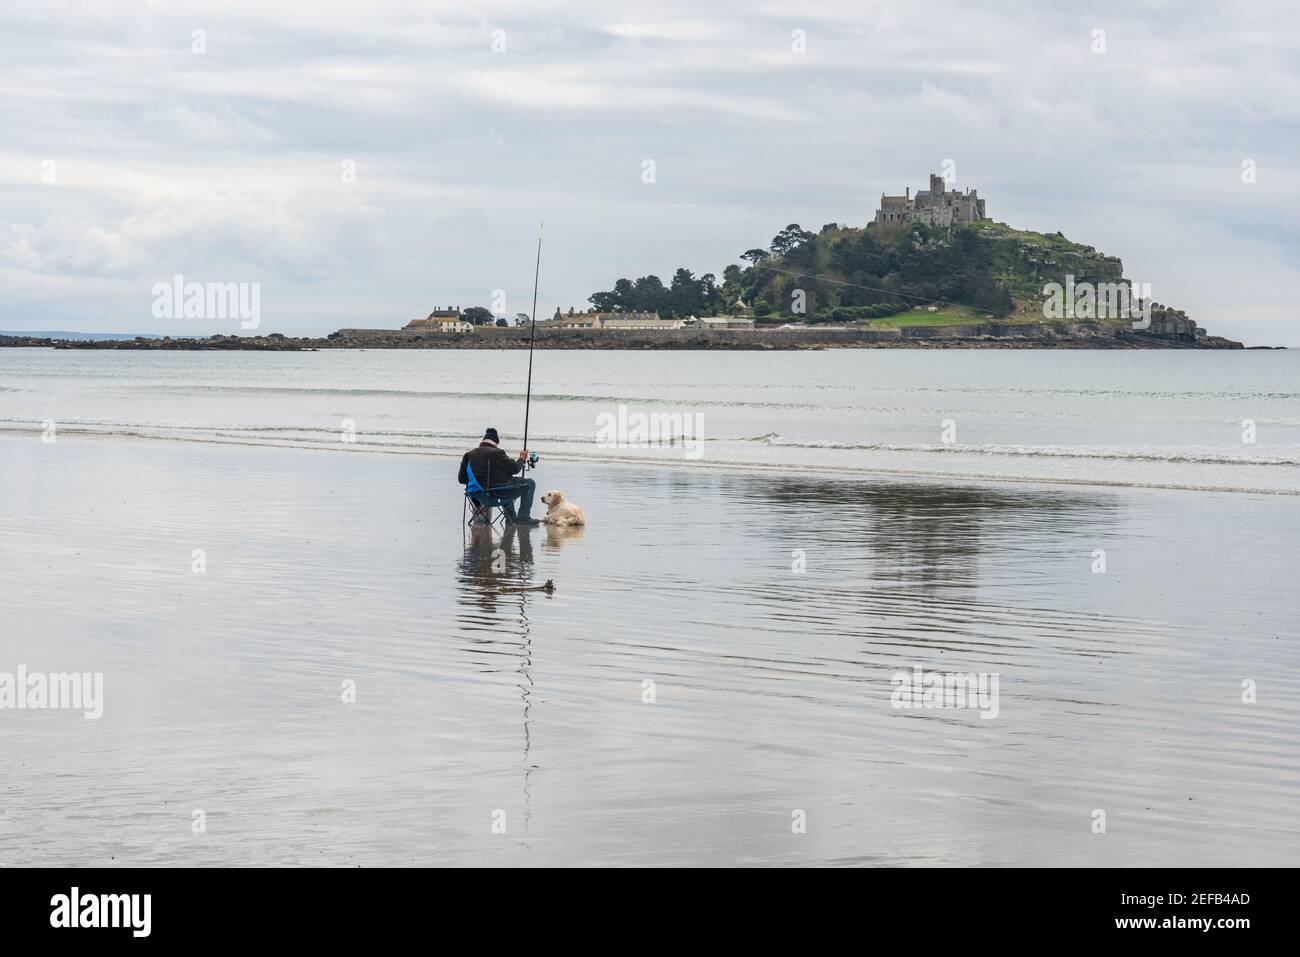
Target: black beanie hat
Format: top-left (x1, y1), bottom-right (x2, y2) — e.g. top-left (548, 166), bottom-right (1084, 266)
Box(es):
top-left (483, 428), bottom-right (500, 443)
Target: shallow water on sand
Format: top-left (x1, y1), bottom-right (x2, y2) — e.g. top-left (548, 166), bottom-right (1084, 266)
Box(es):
top-left (1, 436), bottom-right (1296, 866)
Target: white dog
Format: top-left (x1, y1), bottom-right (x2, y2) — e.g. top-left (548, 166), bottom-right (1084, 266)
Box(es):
top-left (540, 490), bottom-right (586, 527)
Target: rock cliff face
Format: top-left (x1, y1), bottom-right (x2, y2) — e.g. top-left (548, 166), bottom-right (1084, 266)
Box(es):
top-left (973, 224), bottom-right (1126, 300)
top-left (1145, 304), bottom-right (1202, 341)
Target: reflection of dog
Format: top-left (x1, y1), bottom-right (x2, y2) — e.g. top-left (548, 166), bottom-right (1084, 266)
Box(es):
top-left (540, 490), bottom-right (586, 527)
top-left (544, 522), bottom-right (585, 552)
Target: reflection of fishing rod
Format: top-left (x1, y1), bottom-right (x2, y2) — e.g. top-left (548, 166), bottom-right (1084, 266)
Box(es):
top-left (516, 563), bottom-right (534, 836)
top-left (522, 222), bottom-right (542, 471)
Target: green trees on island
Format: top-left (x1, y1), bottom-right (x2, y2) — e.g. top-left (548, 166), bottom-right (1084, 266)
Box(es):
top-left (818, 224), bottom-right (1013, 316)
top-left (588, 269), bottom-right (722, 319)
top-left (461, 306), bottom-right (495, 326)
top-left (586, 220), bottom-right (1018, 323)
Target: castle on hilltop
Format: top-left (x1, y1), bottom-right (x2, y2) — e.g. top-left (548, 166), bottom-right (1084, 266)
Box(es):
top-left (874, 173), bottom-right (987, 227)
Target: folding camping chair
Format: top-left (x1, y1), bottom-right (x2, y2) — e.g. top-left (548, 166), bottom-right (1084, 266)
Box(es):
top-left (463, 462), bottom-right (508, 527)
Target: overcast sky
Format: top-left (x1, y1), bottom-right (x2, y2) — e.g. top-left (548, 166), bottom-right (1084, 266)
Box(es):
top-left (2, 0), bottom-right (1297, 344)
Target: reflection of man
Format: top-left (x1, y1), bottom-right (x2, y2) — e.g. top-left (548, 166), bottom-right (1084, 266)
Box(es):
top-left (459, 524), bottom-right (534, 615)
top-left (458, 427), bottom-right (539, 526)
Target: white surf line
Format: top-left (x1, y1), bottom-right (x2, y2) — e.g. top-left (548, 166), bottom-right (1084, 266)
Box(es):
top-left (3, 423), bottom-right (1296, 497)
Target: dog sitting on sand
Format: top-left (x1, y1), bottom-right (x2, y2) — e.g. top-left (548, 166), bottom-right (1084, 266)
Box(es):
top-left (540, 490), bottom-right (586, 527)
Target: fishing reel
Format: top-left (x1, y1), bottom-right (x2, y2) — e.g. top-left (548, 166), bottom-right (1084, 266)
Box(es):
top-left (527, 451), bottom-right (540, 469)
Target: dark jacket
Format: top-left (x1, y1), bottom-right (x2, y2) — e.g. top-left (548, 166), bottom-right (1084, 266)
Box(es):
top-left (459, 441), bottom-right (524, 491)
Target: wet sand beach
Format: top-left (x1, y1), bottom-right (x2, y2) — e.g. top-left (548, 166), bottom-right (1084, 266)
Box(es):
top-left (2, 434), bottom-right (1296, 866)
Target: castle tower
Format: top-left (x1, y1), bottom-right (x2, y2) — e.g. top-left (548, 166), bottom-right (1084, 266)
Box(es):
top-left (874, 172), bottom-right (988, 226)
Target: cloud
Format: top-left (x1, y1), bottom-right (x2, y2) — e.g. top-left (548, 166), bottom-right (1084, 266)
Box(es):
top-left (456, 66), bottom-right (613, 110)
top-left (2, 187), bottom-right (389, 282)
top-left (603, 20), bottom-right (731, 42)
top-left (141, 104), bottom-right (275, 147)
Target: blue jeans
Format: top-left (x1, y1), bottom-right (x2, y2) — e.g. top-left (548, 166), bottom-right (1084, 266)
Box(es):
top-left (490, 477), bottom-right (536, 521)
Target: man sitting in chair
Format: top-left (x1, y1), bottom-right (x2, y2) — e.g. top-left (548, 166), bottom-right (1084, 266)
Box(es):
top-left (458, 427), bottom-right (539, 526)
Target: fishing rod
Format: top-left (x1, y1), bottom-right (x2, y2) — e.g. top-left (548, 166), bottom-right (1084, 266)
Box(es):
top-left (522, 222), bottom-right (542, 470)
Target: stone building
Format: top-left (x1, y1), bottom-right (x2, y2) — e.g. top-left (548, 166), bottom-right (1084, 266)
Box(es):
top-left (602, 315), bottom-right (684, 330)
top-left (694, 316), bottom-right (755, 330)
top-left (403, 307), bottom-right (472, 333)
top-left (874, 174), bottom-right (987, 227)
top-left (547, 307), bottom-right (677, 330)
top-left (549, 307), bottom-right (607, 329)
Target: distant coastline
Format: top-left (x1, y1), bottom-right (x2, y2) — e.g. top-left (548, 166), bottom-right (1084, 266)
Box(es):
top-left (0, 322), bottom-right (1246, 351)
